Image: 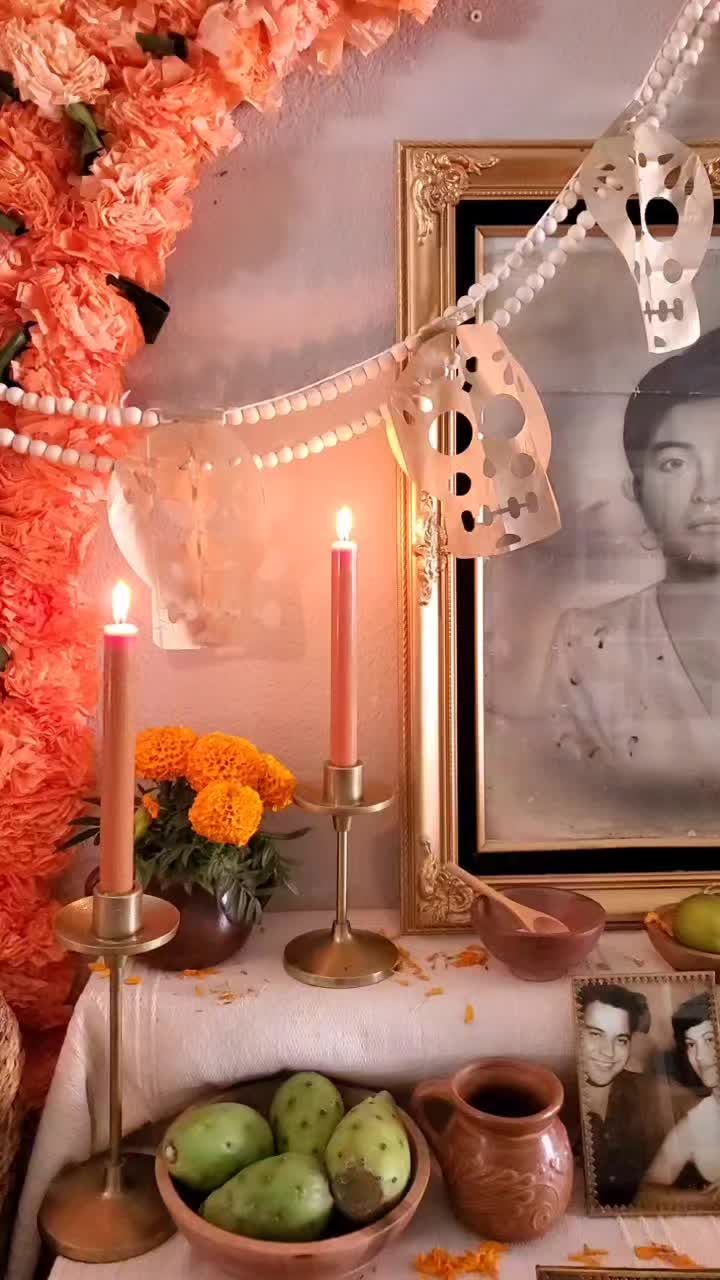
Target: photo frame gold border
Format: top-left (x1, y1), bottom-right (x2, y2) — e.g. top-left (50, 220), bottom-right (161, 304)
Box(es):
top-left (396, 141), bottom-right (720, 934)
top-left (571, 971), bottom-right (720, 1217)
top-left (536, 1272), bottom-right (720, 1280)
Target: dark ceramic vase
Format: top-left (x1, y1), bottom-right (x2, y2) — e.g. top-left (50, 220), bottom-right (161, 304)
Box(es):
top-left (142, 880), bottom-right (254, 971)
top-left (84, 870), bottom-right (255, 971)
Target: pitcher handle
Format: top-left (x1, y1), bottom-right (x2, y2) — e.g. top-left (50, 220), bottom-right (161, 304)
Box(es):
top-left (410, 1078), bottom-right (456, 1161)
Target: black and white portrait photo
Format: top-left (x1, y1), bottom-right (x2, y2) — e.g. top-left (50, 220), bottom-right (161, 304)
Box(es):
top-left (573, 973), bottom-right (720, 1215)
top-left (479, 236), bottom-right (720, 844)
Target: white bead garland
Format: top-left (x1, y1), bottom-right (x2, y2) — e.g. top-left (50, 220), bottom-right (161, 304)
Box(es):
top-left (0, 0), bottom-right (712, 478)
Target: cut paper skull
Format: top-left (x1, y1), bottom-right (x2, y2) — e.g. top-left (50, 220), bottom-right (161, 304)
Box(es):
top-left (580, 123), bottom-right (713, 354)
top-left (108, 418), bottom-right (267, 649)
top-left (387, 325), bottom-right (560, 557)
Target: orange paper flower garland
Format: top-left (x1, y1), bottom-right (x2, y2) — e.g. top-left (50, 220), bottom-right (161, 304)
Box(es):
top-left (0, 0), bottom-right (437, 1100)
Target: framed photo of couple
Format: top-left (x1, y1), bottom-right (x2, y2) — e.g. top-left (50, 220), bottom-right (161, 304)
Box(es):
top-left (573, 971), bottom-right (720, 1215)
top-left (397, 140), bottom-right (720, 931)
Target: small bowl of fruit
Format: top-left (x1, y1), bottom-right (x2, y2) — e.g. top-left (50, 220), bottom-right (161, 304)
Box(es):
top-left (645, 888), bottom-right (720, 973)
top-left (155, 1072), bottom-right (430, 1280)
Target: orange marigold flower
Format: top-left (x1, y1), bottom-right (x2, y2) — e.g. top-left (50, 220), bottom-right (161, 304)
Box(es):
top-left (135, 726), bottom-right (197, 781)
top-left (189, 781), bottom-right (263, 847)
top-left (142, 793), bottom-right (160, 820)
top-left (256, 752), bottom-right (296, 811)
top-left (186, 732), bottom-right (262, 792)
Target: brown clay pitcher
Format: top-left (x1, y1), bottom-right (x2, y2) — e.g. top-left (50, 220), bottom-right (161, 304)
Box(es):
top-left (411, 1059), bottom-right (573, 1242)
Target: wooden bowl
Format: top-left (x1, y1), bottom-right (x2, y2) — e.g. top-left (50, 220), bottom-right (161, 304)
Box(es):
top-left (645, 902), bottom-right (720, 974)
top-left (471, 885), bottom-right (606, 981)
top-left (155, 1077), bottom-right (431, 1280)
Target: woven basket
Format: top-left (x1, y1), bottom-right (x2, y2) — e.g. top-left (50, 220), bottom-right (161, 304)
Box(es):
top-left (0, 995), bottom-right (23, 1213)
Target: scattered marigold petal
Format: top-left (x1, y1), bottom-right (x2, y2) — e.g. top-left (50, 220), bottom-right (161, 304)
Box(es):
top-left (415, 1242), bottom-right (507, 1279)
top-left (123, 976), bottom-right (141, 986)
top-left (394, 978), bottom-right (411, 987)
top-left (635, 1245), bottom-right (699, 1268)
top-left (465, 1003), bottom-right (475, 1024)
top-left (453, 947), bottom-right (488, 968)
top-left (194, 985), bottom-right (205, 997)
top-left (198, 969), bottom-right (219, 977)
top-left (426, 987), bottom-right (444, 997)
top-left (88, 961), bottom-right (109, 974)
top-left (183, 969), bottom-right (199, 977)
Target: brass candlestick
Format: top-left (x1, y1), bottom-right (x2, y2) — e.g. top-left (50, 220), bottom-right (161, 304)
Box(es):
top-left (283, 762), bottom-right (397, 988)
top-left (38, 885), bottom-right (180, 1264)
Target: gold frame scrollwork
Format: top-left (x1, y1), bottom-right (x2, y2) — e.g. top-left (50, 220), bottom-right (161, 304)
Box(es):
top-left (397, 140), bottom-right (720, 934)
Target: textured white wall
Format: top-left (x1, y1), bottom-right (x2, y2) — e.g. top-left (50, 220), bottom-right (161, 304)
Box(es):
top-left (86, 0), bottom-right (720, 910)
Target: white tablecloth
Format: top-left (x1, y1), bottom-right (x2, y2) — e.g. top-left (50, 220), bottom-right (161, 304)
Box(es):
top-left (8, 910), bottom-right (683, 1280)
top-left (49, 1171), bottom-right (720, 1280)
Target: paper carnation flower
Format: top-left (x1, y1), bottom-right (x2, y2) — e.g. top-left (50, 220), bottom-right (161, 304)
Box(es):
top-left (135, 726), bottom-right (198, 781)
top-left (186, 732), bottom-right (262, 791)
top-left (189, 781), bottom-right (263, 846)
top-left (256, 752), bottom-right (295, 812)
top-left (0, 18), bottom-right (108, 119)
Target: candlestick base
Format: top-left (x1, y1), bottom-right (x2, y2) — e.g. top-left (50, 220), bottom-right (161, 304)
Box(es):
top-left (285, 761), bottom-right (398, 988)
top-left (39, 886), bottom-right (180, 1263)
top-left (284, 924), bottom-right (399, 988)
top-left (38, 1152), bottom-right (175, 1264)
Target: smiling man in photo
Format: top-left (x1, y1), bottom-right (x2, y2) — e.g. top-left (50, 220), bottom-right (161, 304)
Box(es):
top-left (579, 981), bottom-right (662, 1207)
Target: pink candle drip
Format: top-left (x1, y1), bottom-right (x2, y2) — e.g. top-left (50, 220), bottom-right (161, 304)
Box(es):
top-left (330, 507), bottom-right (358, 768)
top-left (100, 582), bottom-right (138, 895)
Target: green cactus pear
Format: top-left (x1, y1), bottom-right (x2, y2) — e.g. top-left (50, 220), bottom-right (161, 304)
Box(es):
top-left (201, 1153), bottom-right (333, 1242)
top-left (325, 1091), bottom-right (411, 1224)
top-left (161, 1102), bottom-right (274, 1192)
top-left (269, 1072), bottom-right (345, 1158)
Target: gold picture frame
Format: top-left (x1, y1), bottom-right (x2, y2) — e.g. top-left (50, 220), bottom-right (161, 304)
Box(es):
top-left (396, 141), bottom-right (720, 933)
top-left (537, 1272), bottom-right (720, 1279)
top-left (571, 971), bottom-right (720, 1217)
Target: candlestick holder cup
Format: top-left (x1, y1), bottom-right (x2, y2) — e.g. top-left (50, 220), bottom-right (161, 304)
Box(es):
top-left (38, 885), bottom-right (180, 1263)
top-left (283, 762), bottom-right (397, 988)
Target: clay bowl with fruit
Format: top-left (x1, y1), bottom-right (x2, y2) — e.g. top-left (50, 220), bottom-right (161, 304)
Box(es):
top-left (155, 1073), bottom-right (430, 1280)
top-left (645, 892), bottom-right (720, 974)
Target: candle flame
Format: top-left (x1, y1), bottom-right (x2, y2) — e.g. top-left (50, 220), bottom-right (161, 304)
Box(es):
top-left (336, 506), bottom-right (353, 541)
top-left (112, 580), bottom-right (132, 625)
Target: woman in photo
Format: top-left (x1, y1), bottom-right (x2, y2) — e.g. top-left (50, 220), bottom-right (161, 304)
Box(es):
top-left (637, 992), bottom-right (720, 1210)
top-left (578, 982), bottom-right (663, 1206)
top-left (546, 327), bottom-right (720, 788)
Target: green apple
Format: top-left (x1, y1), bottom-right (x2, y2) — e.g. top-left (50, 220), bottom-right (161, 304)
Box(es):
top-left (673, 893), bottom-right (720, 954)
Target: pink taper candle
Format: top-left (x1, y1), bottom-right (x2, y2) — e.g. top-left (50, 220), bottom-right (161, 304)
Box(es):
top-left (100, 582), bottom-right (138, 895)
top-left (330, 507), bottom-right (358, 767)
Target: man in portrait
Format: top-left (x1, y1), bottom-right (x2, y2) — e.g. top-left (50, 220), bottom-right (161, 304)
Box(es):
top-left (578, 981), bottom-right (664, 1207)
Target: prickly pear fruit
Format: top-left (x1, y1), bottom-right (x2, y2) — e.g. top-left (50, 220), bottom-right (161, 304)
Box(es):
top-left (162, 1102), bottom-right (274, 1192)
top-left (270, 1072), bottom-right (345, 1158)
top-left (325, 1091), bottom-right (411, 1224)
top-left (201, 1153), bottom-right (333, 1242)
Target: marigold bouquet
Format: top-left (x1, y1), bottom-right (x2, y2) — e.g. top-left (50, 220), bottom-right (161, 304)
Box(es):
top-left (71, 727), bottom-right (304, 926)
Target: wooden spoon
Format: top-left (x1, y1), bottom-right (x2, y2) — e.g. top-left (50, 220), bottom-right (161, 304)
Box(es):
top-left (451, 865), bottom-right (569, 935)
